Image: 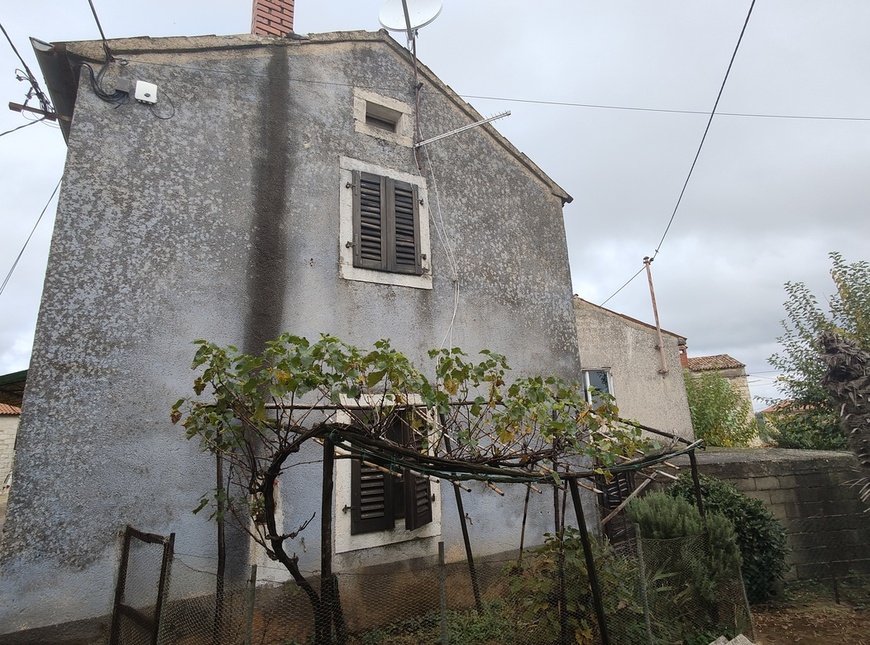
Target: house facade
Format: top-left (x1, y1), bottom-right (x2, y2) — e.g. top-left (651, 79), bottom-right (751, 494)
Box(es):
top-left (573, 297), bottom-right (694, 440)
top-left (0, 403), bottom-right (19, 489)
top-left (1, 15), bottom-right (582, 636)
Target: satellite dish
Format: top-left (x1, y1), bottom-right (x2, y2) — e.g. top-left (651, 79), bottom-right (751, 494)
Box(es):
top-left (378, 0), bottom-right (443, 32)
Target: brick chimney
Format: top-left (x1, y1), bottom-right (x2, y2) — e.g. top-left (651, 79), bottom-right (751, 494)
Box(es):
top-left (679, 341), bottom-right (689, 369)
top-left (251, 0), bottom-right (295, 37)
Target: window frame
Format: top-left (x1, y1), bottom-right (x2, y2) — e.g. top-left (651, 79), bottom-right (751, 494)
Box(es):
top-left (333, 396), bottom-right (441, 554)
top-left (582, 369), bottom-right (613, 406)
top-left (353, 88), bottom-right (413, 147)
top-left (339, 157), bottom-right (432, 290)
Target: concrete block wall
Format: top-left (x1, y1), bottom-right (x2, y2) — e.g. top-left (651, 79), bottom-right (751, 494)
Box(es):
top-left (686, 448), bottom-right (870, 581)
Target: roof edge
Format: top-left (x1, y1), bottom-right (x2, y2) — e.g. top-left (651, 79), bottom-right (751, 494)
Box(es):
top-left (573, 296), bottom-right (686, 342)
top-left (32, 30), bottom-right (571, 203)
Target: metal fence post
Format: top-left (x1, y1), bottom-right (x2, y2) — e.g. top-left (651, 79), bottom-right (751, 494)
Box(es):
top-left (439, 541), bottom-right (449, 645)
top-left (244, 565), bottom-right (257, 645)
top-left (634, 526), bottom-right (655, 644)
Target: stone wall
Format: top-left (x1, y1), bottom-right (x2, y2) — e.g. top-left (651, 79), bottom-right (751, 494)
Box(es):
top-left (685, 448), bottom-right (870, 581)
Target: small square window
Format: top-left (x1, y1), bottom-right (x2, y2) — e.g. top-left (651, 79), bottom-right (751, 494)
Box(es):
top-left (365, 102), bottom-right (401, 133)
top-left (353, 89), bottom-right (413, 147)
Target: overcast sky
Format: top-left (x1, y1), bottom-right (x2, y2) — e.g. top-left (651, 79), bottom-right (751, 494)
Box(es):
top-left (1, 1), bottom-right (868, 409)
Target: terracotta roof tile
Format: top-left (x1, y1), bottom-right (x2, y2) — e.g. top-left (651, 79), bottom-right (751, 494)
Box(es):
top-left (0, 403), bottom-right (21, 415)
top-left (686, 354), bottom-right (745, 372)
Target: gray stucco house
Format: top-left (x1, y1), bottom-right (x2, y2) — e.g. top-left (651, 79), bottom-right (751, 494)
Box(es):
top-left (573, 296), bottom-right (694, 440)
top-left (0, 8), bottom-right (582, 637)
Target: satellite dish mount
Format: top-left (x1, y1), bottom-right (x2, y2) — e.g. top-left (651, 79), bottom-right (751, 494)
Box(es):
top-left (379, 0), bottom-right (443, 46)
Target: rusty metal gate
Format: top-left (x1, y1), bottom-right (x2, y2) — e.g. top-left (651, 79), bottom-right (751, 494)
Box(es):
top-left (109, 526), bottom-right (175, 645)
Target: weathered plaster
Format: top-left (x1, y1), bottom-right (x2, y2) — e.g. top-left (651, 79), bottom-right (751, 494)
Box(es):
top-left (2, 31), bottom-right (580, 634)
top-left (574, 297), bottom-right (694, 440)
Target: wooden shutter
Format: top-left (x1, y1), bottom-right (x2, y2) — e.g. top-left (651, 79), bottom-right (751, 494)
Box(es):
top-left (404, 469), bottom-right (432, 531)
top-left (402, 418), bottom-right (432, 531)
top-left (348, 409), bottom-right (433, 534)
top-left (391, 180), bottom-right (422, 275)
top-left (353, 171), bottom-right (386, 270)
top-left (352, 171), bottom-right (422, 275)
top-left (350, 458), bottom-right (394, 535)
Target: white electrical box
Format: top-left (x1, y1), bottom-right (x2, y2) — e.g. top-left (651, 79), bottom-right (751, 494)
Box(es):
top-left (134, 81), bottom-right (158, 105)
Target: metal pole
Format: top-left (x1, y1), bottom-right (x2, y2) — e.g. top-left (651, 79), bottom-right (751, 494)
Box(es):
top-left (439, 541), bottom-right (449, 645)
top-left (453, 483), bottom-right (483, 613)
top-left (244, 565), bottom-right (257, 645)
top-left (568, 479), bottom-right (611, 645)
top-left (688, 450), bottom-right (706, 518)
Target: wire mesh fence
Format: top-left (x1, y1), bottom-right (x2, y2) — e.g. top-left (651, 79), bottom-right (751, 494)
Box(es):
top-left (151, 531), bottom-right (751, 645)
top-left (109, 527), bottom-right (174, 645)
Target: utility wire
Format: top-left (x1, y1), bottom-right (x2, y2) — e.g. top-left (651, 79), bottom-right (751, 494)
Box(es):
top-left (0, 178), bottom-right (61, 297)
top-left (599, 0), bottom-right (756, 308)
top-left (0, 118), bottom-right (45, 138)
top-left (599, 265), bottom-right (645, 308)
top-left (460, 94), bottom-right (870, 123)
top-left (0, 21), bottom-right (52, 112)
top-left (652, 0), bottom-right (756, 261)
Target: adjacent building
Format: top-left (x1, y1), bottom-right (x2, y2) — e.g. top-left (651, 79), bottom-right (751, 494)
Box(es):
top-left (574, 297), bottom-right (694, 440)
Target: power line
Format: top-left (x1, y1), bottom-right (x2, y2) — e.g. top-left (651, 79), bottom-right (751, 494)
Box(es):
top-left (0, 21), bottom-right (52, 113)
top-left (599, 265), bottom-right (645, 307)
top-left (87, 0), bottom-right (114, 61)
top-left (652, 0), bottom-right (756, 261)
top-left (460, 94), bottom-right (870, 123)
top-left (0, 178), bottom-right (61, 297)
top-left (0, 118), bottom-right (44, 138)
top-left (599, 0), bottom-right (756, 308)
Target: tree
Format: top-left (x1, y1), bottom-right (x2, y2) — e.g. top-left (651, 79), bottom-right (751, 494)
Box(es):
top-left (171, 334), bottom-right (655, 644)
top-left (767, 252), bottom-right (870, 449)
top-left (683, 370), bottom-right (756, 447)
top-left (819, 332), bottom-right (870, 508)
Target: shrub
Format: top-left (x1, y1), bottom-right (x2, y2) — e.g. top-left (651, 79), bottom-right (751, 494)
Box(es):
top-left (627, 491), bottom-right (742, 636)
top-left (508, 528), bottom-right (648, 645)
top-left (668, 472), bottom-right (789, 604)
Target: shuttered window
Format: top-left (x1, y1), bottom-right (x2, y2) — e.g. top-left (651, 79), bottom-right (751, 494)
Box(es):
top-left (352, 170), bottom-right (423, 276)
top-left (350, 411), bottom-right (433, 535)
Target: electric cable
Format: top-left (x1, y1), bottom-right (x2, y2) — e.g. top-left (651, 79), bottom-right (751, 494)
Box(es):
top-left (0, 117), bottom-right (45, 138)
top-left (599, 265), bottom-right (645, 308)
top-left (93, 58), bottom-right (870, 124)
top-left (459, 94), bottom-right (870, 123)
top-left (1, 21), bottom-right (53, 114)
top-left (599, 0), bottom-right (756, 307)
top-left (652, 0), bottom-right (756, 261)
top-left (0, 178), bottom-right (61, 297)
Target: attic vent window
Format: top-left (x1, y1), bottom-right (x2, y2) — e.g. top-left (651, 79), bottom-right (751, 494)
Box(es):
top-left (353, 88), bottom-right (413, 147)
top-left (365, 102), bottom-right (401, 133)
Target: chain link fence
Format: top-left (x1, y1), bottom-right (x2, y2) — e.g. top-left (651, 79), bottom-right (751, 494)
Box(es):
top-left (148, 530), bottom-right (751, 645)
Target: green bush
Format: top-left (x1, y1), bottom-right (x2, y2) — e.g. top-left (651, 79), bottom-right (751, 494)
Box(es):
top-left (668, 472), bottom-right (789, 604)
top-left (627, 491), bottom-right (743, 637)
top-left (508, 528), bottom-right (648, 644)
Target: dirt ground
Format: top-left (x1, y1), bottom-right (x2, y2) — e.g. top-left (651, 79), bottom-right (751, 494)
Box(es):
top-left (752, 580), bottom-right (870, 645)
